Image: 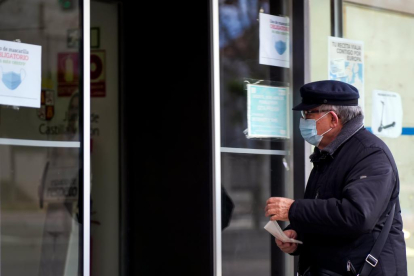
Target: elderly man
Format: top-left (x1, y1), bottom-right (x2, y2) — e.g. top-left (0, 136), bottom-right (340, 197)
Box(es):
top-left (265, 80), bottom-right (407, 276)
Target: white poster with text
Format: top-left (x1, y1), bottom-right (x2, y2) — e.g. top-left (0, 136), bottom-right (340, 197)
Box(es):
top-left (328, 37), bottom-right (364, 111)
top-left (0, 39), bottom-right (42, 108)
top-left (259, 13), bottom-right (289, 68)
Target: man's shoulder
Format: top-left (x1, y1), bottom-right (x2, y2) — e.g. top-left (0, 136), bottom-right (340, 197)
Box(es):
top-left (353, 128), bottom-right (389, 149)
top-left (334, 128), bottom-right (399, 178)
top-left (348, 128), bottom-right (396, 161)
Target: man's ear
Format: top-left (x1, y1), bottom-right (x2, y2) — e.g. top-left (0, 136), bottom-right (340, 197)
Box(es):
top-left (330, 111), bottom-right (340, 128)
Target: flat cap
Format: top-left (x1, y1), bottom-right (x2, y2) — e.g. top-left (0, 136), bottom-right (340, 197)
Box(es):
top-left (292, 80), bottom-right (359, 111)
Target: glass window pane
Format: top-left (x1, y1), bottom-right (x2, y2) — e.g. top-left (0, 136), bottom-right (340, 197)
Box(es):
top-left (219, 0), bottom-right (294, 275)
top-left (0, 0), bottom-right (83, 275)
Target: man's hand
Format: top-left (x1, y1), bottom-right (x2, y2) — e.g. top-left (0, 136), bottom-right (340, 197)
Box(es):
top-left (265, 197), bottom-right (294, 221)
top-left (276, 229), bottom-right (298, 254)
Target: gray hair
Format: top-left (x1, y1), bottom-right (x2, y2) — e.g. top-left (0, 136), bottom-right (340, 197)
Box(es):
top-left (318, 104), bottom-right (363, 125)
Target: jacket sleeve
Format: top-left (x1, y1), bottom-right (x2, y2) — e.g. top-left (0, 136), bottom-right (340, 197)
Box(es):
top-left (283, 224), bottom-right (302, 256)
top-left (289, 147), bottom-right (396, 236)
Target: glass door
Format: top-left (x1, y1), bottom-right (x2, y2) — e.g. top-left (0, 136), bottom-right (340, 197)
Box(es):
top-left (214, 0), bottom-right (296, 275)
top-left (0, 0), bottom-right (89, 275)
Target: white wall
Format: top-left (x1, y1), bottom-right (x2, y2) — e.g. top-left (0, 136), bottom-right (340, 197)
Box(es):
top-left (343, 4), bottom-right (414, 265)
top-left (309, 1), bottom-right (414, 273)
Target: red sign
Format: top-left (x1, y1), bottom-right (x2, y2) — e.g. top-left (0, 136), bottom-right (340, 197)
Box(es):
top-left (91, 50), bottom-right (106, 97)
top-left (57, 52), bottom-right (80, 97)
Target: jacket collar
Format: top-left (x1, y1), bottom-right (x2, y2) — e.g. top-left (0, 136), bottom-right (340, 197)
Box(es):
top-left (310, 114), bottom-right (364, 161)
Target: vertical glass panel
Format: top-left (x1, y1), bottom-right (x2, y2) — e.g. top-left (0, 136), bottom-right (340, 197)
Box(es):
top-left (0, 0), bottom-right (83, 275)
top-left (90, 1), bottom-right (120, 276)
top-left (342, 2), bottom-right (414, 275)
top-left (219, 0), bottom-right (294, 275)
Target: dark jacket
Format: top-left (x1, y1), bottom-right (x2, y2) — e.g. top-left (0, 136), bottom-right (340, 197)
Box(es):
top-left (288, 115), bottom-right (407, 276)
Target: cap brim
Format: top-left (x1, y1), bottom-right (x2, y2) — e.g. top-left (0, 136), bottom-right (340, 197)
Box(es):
top-left (292, 103), bottom-right (321, 111)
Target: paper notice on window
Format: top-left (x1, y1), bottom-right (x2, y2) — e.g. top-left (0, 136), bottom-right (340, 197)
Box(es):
top-left (259, 13), bottom-right (289, 68)
top-left (247, 84), bottom-right (289, 138)
top-left (264, 221), bottom-right (303, 244)
top-left (0, 39), bottom-right (41, 108)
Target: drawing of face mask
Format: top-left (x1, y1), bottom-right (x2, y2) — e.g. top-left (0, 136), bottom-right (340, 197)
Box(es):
top-left (0, 68), bottom-right (26, 90)
top-left (275, 40), bottom-right (287, 55)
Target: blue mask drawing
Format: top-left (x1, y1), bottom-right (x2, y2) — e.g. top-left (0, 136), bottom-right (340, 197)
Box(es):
top-left (275, 40), bottom-right (286, 55)
top-left (2, 70), bottom-right (25, 90)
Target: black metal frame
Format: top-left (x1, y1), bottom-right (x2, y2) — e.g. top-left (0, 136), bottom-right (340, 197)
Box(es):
top-left (78, 0), bottom-right (85, 274)
top-left (331, 0), bottom-right (343, 37)
top-left (119, 0), bottom-right (214, 275)
top-left (291, 0), bottom-right (307, 273)
top-left (118, 1), bottom-right (126, 276)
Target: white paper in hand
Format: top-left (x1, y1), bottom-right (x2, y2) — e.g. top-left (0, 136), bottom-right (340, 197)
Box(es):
top-left (264, 221), bottom-right (303, 244)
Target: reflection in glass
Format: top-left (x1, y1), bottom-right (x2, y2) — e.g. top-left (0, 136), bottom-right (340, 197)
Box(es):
top-left (219, 0), bottom-right (293, 275)
top-left (0, 0), bottom-right (82, 275)
top-left (38, 93), bottom-right (80, 276)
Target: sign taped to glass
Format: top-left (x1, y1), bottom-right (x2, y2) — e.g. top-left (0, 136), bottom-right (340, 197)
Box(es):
top-left (247, 84), bottom-right (289, 139)
top-left (0, 39), bottom-right (42, 108)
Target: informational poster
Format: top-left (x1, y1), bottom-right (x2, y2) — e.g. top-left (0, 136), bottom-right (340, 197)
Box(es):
top-left (91, 50), bottom-right (106, 97)
top-left (372, 90), bottom-right (402, 138)
top-left (247, 84), bottom-right (289, 138)
top-left (0, 39), bottom-right (41, 108)
top-left (328, 37), bottom-right (364, 110)
top-left (259, 13), bottom-right (289, 68)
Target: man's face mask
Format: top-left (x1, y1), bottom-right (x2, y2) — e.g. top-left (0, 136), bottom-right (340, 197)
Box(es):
top-left (299, 111), bottom-right (333, 147)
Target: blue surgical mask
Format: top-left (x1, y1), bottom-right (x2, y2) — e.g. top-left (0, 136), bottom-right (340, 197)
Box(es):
top-left (275, 40), bottom-right (287, 55)
top-left (2, 69), bottom-right (25, 90)
top-left (299, 112), bottom-right (332, 147)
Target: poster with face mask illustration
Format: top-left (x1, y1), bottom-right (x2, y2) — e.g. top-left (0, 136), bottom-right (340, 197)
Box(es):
top-left (259, 13), bottom-right (289, 68)
top-left (0, 39), bottom-right (41, 108)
